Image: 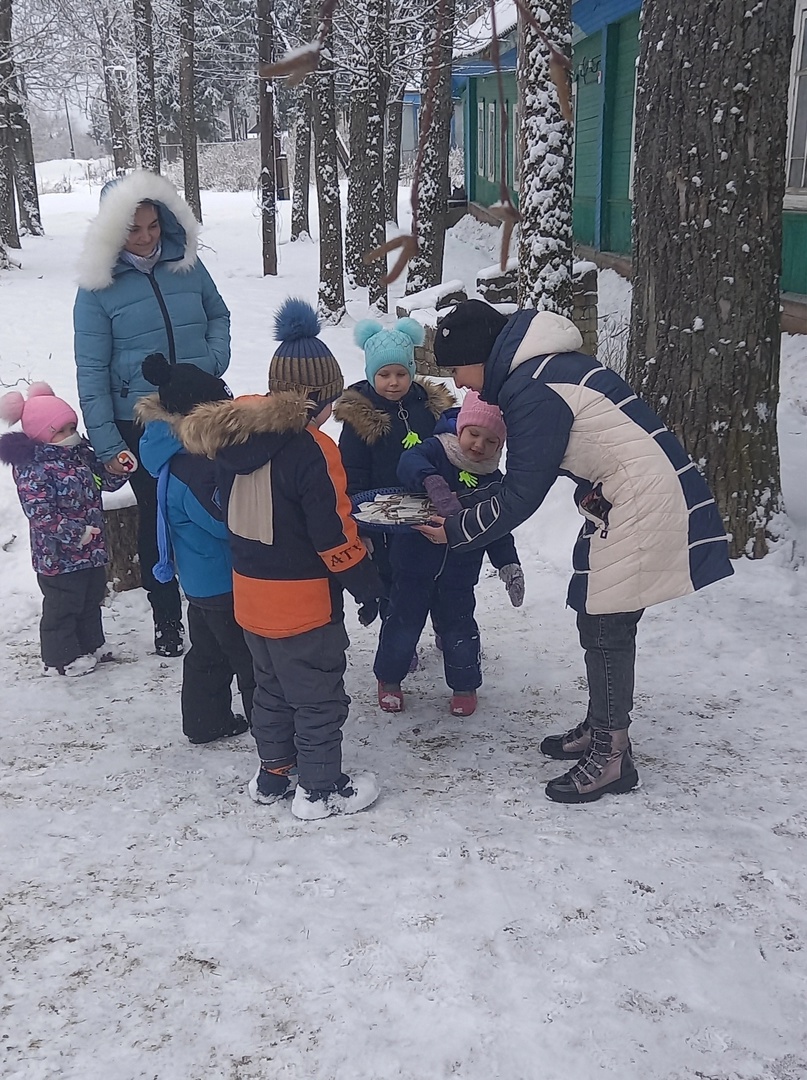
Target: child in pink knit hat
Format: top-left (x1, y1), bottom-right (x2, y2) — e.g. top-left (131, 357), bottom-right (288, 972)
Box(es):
top-left (373, 390), bottom-right (525, 717)
top-left (0, 383), bottom-right (128, 676)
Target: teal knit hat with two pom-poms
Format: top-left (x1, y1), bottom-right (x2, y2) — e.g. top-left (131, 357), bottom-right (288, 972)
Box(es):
top-left (354, 317), bottom-right (425, 384)
top-left (269, 297), bottom-right (344, 406)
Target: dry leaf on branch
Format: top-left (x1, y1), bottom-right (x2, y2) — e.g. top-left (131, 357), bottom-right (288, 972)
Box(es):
top-left (488, 203), bottom-right (522, 271)
top-left (364, 234), bottom-right (419, 285)
top-left (259, 43), bottom-right (321, 85)
top-left (549, 47), bottom-right (574, 123)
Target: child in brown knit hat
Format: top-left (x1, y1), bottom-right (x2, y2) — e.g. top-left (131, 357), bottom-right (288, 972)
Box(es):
top-left (178, 298), bottom-right (383, 820)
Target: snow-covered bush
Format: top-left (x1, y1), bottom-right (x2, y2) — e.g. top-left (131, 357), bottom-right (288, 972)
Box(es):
top-left (166, 141), bottom-right (261, 193)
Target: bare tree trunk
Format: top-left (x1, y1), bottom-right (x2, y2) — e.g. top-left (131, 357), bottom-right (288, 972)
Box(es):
top-left (97, 9), bottom-right (134, 175)
top-left (133, 0), bottom-right (160, 173)
top-left (257, 0), bottom-right (277, 275)
top-left (0, 0), bottom-right (20, 249)
top-left (516, 0), bottom-right (573, 314)
top-left (405, 3), bottom-right (456, 293)
top-left (627, 0), bottom-right (793, 558)
top-left (179, 0), bottom-right (201, 222)
top-left (9, 76), bottom-right (42, 236)
top-left (384, 93), bottom-right (403, 225)
top-left (364, 0), bottom-right (387, 310)
top-left (290, 0), bottom-right (313, 242)
top-left (290, 99), bottom-right (312, 240)
top-left (312, 29), bottom-right (345, 323)
top-left (345, 6), bottom-right (370, 290)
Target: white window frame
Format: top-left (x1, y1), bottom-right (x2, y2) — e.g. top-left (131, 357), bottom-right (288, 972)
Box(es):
top-left (487, 102), bottom-right (497, 181)
top-left (477, 101), bottom-right (485, 177)
top-left (785, 0), bottom-right (807, 209)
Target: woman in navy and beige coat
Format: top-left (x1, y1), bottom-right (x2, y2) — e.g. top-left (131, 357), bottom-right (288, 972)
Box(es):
top-left (420, 300), bottom-right (733, 805)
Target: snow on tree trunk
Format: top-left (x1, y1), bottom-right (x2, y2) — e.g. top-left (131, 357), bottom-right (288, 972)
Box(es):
top-left (97, 7), bottom-right (135, 176)
top-left (384, 93), bottom-right (403, 225)
top-left (364, 0), bottom-right (387, 312)
top-left (405, 1), bottom-right (456, 295)
top-left (345, 2), bottom-right (370, 290)
top-left (133, 0), bottom-right (160, 173)
top-left (179, 0), bottom-right (202, 223)
top-left (0, 0), bottom-right (20, 249)
top-left (626, 0), bottom-right (793, 558)
top-left (8, 77), bottom-right (42, 237)
top-left (516, 0), bottom-right (573, 314)
top-left (312, 30), bottom-right (345, 323)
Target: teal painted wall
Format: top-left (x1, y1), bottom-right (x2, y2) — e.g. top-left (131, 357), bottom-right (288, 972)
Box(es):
top-left (467, 71), bottom-right (518, 208)
top-left (782, 213), bottom-right (807, 294)
top-left (572, 31), bottom-right (602, 246)
top-left (601, 12), bottom-right (640, 253)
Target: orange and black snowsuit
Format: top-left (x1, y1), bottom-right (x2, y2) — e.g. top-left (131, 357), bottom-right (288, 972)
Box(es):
top-left (179, 392), bottom-right (381, 637)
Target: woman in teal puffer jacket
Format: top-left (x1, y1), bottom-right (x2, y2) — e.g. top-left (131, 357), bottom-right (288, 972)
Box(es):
top-left (73, 170), bottom-right (231, 656)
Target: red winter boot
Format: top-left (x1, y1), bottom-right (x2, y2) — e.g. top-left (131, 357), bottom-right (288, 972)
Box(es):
top-left (450, 691), bottom-right (477, 717)
top-left (378, 682), bottom-right (404, 713)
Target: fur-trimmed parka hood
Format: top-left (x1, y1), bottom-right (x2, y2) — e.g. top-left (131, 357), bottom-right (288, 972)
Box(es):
top-left (333, 378), bottom-right (456, 445)
top-left (175, 393), bottom-right (313, 463)
top-left (76, 171), bottom-right (201, 292)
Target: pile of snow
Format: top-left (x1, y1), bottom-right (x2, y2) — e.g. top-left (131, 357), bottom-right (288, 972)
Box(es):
top-left (396, 279), bottom-right (467, 314)
top-left (36, 157), bottom-right (113, 195)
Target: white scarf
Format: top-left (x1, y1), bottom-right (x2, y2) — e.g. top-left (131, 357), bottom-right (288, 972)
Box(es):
top-left (436, 432), bottom-right (502, 476)
top-left (120, 242), bottom-right (162, 274)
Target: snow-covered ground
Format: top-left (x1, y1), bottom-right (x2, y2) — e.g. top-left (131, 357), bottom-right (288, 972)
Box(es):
top-left (1, 187), bottom-right (807, 1080)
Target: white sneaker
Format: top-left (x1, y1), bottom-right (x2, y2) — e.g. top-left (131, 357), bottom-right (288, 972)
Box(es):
top-left (63, 654), bottom-right (98, 678)
top-left (291, 772), bottom-right (379, 820)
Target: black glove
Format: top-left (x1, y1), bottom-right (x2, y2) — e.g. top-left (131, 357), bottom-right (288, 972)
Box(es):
top-left (358, 599), bottom-right (380, 626)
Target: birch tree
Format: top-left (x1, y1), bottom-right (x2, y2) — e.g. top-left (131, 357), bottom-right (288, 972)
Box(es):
top-left (627, 0), bottom-right (795, 557)
top-left (516, 0), bottom-right (573, 314)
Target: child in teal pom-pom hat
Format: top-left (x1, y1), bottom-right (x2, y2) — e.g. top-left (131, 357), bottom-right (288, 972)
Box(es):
top-left (334, 318), bottom-right (456, 650)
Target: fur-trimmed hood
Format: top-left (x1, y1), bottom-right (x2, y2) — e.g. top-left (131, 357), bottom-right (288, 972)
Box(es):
top-left (76, 171), bottom-right (201, 292)
top-left (134, 393), bottom-right (182, 430)
top-left (333, 378), bottom-right (456, 445)
top-left (175, 393), bottom-right (313, 461)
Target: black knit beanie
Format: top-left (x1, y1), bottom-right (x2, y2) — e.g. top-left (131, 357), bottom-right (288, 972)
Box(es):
top-left (269, 298), bottom-right (344, 407)
top-left (142, 353), bottom-right (232, 415)
top-left (433, 299), bottom-right (509, 369)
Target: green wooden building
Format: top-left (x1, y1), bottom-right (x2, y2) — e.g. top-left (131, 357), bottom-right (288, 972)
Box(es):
top-left (454, 0), bottom-right (807, 309)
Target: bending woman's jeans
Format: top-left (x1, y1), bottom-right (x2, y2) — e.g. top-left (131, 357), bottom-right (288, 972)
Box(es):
top-left (576, 610), bottom-right (644, 731)
top-left (116, 419), bottom-right (182, 625)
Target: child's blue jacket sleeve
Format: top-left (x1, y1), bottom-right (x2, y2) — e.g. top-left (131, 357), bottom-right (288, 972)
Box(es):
top-left (396, 438), bottom-right (445, 491)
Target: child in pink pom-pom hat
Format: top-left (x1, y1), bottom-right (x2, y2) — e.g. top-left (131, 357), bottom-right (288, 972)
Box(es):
top-left (0, 383), bottom-right (128, 676)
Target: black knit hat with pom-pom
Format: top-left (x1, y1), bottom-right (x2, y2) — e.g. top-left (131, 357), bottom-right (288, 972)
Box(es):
top-left (141, 353), bottom-right (232, 415)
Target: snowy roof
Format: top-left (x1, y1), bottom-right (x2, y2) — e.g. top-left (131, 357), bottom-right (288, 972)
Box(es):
top-left (453, 0), bottom-right (518, 59)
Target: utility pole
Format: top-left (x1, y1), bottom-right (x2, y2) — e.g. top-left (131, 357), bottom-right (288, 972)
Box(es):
top-left (257, 0), bottom-right (277, 275)
top-left (64, 92), bottom-right (76, 158)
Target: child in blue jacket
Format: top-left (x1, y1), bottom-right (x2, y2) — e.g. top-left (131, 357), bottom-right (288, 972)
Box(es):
top-left (137, 355), bottom-right (255, 744)
top-left (374, 392), bottom-right (525, 716)
top-left (334, 318), bottom-right (455, 633)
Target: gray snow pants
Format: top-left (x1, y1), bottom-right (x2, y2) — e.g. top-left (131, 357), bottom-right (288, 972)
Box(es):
top-left (245, 622), bottom-right (350, 789)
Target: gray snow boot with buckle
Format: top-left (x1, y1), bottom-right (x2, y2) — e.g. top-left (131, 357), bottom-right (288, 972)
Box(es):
top-left (545, 728), bottom-right (638, 804)
top-left (540, 719), bottom-right (591, 760)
